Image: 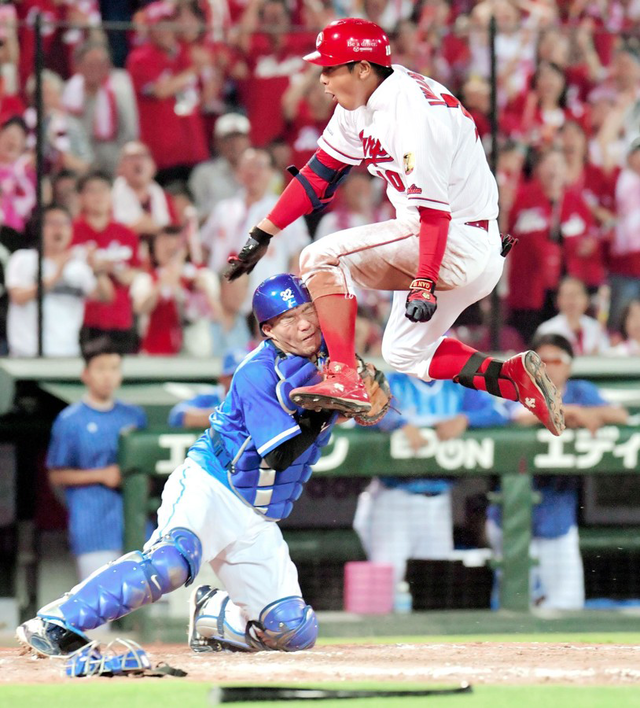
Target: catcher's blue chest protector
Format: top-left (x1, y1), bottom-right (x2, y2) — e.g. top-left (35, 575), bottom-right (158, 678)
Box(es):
top-left (187, 342), bottom-right (336, 520)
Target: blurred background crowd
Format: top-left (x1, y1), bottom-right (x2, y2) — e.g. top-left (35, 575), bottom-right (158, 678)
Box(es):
top-left (0, 0), bottom-right (639, 363)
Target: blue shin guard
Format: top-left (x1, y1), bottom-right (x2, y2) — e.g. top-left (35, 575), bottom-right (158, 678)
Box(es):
top-left (249, 596), bottom-right (318, 651)
top-left (39, 528), bottom-right (202, 632)
top-left (194, 590), bottom-right (317, 653)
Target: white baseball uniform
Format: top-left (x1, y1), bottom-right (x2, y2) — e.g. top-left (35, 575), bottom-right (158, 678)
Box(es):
top-left (299, 64), bottom-right (503, 380)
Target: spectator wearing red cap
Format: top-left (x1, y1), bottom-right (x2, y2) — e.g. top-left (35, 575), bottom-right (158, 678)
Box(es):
top-left (125, 1), bottom-right (209, 184)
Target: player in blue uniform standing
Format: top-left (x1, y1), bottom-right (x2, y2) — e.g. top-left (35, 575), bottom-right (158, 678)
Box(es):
top-left (46, 339), bottom-right (147, 581)
top-left (17, 274), bottom-right (338, 656)
top-left (487, 333), bottom-right (629, 609)
top-left (354, 373), bottom-right (510, 586)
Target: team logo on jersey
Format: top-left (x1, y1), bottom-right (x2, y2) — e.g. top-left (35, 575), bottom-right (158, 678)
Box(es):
top-left (403, 152), bottom-right (415, 175)
top-left (280, 288), bottom-right (296, 305)
top-left (407, 184), bottom-right (422, 195)
top-left (359, 131), bottom-right (392, 165)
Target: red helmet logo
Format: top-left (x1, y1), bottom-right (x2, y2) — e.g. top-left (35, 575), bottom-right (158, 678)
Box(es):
top-left (303, 18), bottom-right (392, 68)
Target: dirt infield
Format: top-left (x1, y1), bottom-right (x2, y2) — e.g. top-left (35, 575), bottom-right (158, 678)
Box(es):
top-left (2, 642), bottom-right (640, 685)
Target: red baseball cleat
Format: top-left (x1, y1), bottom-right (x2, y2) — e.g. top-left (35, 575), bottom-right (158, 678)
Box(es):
top-left (290, 361), bottom-right (371, 415)
top-left (501, 351), bottom-right (565, 436)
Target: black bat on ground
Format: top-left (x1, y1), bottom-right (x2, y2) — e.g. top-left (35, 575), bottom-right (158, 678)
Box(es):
top-left (210, 682), bottom-right (472, 703)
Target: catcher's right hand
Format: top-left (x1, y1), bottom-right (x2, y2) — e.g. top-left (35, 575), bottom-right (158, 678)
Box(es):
top-left (224, 226), bottom-right (272, 281)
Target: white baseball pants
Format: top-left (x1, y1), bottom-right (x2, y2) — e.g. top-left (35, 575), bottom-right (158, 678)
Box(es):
top-left (300, 218), bottom-right (504, 380)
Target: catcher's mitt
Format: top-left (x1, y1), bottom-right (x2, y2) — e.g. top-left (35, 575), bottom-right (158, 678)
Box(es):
top-left (353, 355), bottom-right (392, 426)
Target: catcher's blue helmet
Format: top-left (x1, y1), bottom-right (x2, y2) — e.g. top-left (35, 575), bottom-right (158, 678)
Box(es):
top-left (252, 273), bottom-right (312, 325)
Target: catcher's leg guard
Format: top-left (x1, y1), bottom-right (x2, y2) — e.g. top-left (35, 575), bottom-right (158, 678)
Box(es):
top-left (192, 588), bottom-right (317, 653)
top-left (38, 528), bottom-right (202, 632)
top-left (250, 596), bottom-right (318, 651)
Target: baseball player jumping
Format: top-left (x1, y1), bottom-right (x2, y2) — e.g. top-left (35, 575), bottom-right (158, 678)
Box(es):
top-left (226, 18), bottom-right (565, 436)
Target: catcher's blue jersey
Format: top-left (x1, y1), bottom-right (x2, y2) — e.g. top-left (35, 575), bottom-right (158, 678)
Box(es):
top-left (187, 341), bottom-right (336, 520)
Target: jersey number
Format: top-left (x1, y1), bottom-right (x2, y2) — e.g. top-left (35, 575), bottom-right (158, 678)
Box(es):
top-left (374, 169), bottom-right (404, 192)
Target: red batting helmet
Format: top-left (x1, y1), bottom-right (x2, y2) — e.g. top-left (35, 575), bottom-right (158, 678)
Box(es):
top-left (303, 18), bottom-right (392, 68)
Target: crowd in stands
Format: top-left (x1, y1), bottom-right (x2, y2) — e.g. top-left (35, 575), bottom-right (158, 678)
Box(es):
top-left (0, 0), bottom-right (639, 360)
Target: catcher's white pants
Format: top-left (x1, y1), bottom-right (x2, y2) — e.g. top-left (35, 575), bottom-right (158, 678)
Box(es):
top-left (486, 519), bottom-right (585, 610)
top-left (146, 458), bottom-right (301, 622)
top-left (301, 218), bottom-right (504, 380)
top-left (353, 479), bottom-right (454, 586)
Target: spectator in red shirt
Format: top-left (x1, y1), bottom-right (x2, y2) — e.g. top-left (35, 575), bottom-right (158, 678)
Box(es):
top-left (560, 120), bottom-right (617, 231)
top-left (17, 0), bottom-right (103, 88)
top-left (503, 61), bottom-right (587, 149)
top-left (130, 224), bottom-right (194, 355)
top-left (125, 1), bottom-right (209, 184)
top-left (234, 0), bottom-right (315, 146)
top-left (413, 2), bottom-right (471, 91)
top-left (73, 171), bottom-right (141, 354)
top-left (507, 147), bottom-right (604, 344)
top-left (535, 25), bottom-right (602, 108)
top-left (282, 66), bottom-right (333, 169)
top-left (175, 0), bottom-right (242, 133)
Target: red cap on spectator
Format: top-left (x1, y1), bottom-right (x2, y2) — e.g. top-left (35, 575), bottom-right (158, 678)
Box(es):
top-left (145, 1), bottom-right (178, 25)
top-left (303, 19), bottom-right (392, 68)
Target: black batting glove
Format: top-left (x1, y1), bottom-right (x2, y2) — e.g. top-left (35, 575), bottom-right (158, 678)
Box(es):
top-left (224, 226), bottom-right (273, 281)
top-left (405, 278), bottom-right (438, 323)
